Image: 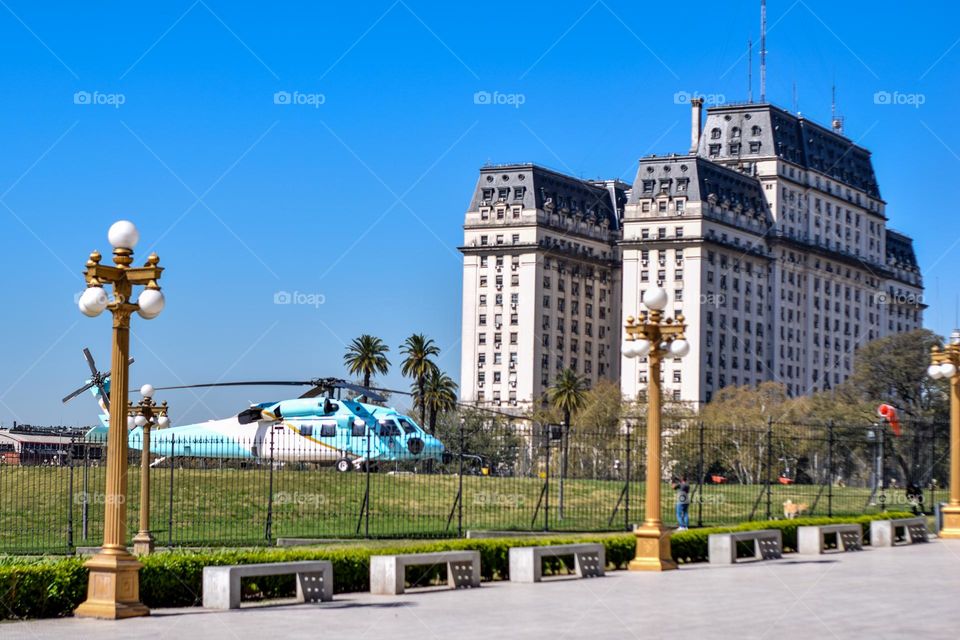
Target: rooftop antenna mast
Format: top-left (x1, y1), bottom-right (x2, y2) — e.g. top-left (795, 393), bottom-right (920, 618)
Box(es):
top-left (760, 0), bottom-right (767, 102)
top-left (792, 81), bottom-right (798, 113)
top-left (831, 82), bottom-right (844, 133)
top-left (748, 39), bottom-right (753, 103)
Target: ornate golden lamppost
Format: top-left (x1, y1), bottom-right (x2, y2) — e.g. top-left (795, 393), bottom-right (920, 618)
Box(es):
top-left (74, 220), bottom-right (165, 619)
top-left (129, 384), bottom-right (169, 555)
top-left (622, 287), bottom-right (689, 571)
top-left (929, 330), bottom-right (960, 538)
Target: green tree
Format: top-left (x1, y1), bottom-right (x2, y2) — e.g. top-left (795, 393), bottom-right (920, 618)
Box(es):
top-left (343, 334), bottom-right (391, 390)
top-left (420, 369), bottom-right (459, 433)
top-left (400, 334), bottom-right (440, 425)
top-left (548, 368), bottom-right (588, 519)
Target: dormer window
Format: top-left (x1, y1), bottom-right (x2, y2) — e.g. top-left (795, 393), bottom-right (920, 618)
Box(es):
top-left (642, 180), bottom-right (655, 194)
top-left (751, 125), bottom-right (762, 136)
top-left (676, 178), bottom-right (689, 193)
top-left (710, 128), bottom-right (721, 139)
top-left (731, 127), bottom-right (741, 138)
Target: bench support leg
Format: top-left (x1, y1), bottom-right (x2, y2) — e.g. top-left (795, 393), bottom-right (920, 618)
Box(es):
top-left (370, 557), bottom-right (404, 595)
top-left (297, 571), bottom-right (333, 603)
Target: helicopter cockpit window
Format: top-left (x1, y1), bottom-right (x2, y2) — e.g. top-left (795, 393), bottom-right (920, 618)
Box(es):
top-left (352, 423), bottom-right (367, 437)
top-left (378, 420), bottom-right (401, 436)
top-left (397, 418), bottom-right (418, 434)
top-left (320, 423), bottom-right (337, 438)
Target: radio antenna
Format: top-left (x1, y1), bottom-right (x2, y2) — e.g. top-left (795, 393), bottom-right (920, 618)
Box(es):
top-left (748, 39), bottom-right (753, 103)
top-left (760, 0), bottom-right (767, 102)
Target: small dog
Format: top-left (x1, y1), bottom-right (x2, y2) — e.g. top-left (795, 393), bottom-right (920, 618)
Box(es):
top-left (783, 499), bottom-right (809, 519)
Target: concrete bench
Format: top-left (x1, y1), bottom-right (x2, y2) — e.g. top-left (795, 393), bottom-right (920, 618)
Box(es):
top-left (709, 529), bottom-right (782, 565)
top-left (870, 517), bottom-right (928, 547)
top-left (798, 524), bottom-right (863, 554)
top-left (202, 561), bottom-right (333, 609)
top-left (370, 550), bottom-right (480, 595)
top-left (509, 543), bottom-right (605, 583)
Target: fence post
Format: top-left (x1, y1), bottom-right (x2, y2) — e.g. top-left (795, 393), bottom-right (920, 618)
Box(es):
top-left (765, 417), bottom-right (773, 521)
top-left (167, 434), bottom-right (175, 547)
top-left (697, 421), bottom-right (705, 528)
top-left (827, 421), bottom-right (835, 518)
top-left (67, 439), bottom-right (75, 550)
top-left (928, 423), bottom-right (937, 515)
top-left (624, 422), bottom-right (631, 531)
top-left (544, 430), bottom-right (550, 532)
top-left (458, 418), bottom-right (464, 537)
top-left (265, 428), bottom-right (275, 542)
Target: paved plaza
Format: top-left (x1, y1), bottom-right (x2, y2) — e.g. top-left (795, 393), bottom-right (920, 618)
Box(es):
top-left (5, 540), bottom-right (960, 639)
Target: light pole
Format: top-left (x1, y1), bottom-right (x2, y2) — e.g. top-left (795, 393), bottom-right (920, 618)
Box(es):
top-left (129, 384), bottom-right (170, 555)
top-left (928, 329), bottom-right (960, 538)
top-left (622, 286), bottom-right (690, 571)
top-left (74, 220), bottom-right (165, 619)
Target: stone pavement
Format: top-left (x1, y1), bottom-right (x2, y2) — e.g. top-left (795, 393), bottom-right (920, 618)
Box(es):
top-left (5, 540), bottom-right (960, 640)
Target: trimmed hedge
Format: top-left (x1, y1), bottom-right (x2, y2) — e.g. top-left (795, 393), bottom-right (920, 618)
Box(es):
top-left (0, 512), bottom-right (915, 620)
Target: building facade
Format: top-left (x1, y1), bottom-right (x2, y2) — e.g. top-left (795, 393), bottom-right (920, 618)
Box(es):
top-left (459, 101), bottom-right (924, 410)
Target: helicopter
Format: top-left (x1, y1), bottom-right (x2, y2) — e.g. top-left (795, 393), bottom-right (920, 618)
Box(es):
top-left (63, 350), bottom-right (449, 471)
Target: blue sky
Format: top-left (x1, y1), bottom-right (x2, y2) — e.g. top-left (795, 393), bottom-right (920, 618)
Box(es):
top-left (1, 0), bottom-right (958, 426)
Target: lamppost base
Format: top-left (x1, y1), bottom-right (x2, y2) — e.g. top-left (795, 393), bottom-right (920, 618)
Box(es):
top-left (940, 506), bottom-right (960, 539)
top-left (74, 550), bottom-right (149, 619)
top-left (628, 524), bottom-right (678, 572)
top-left (132, 532), bottom-right (155, 556)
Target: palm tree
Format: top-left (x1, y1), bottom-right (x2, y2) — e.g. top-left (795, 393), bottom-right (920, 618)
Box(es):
top-left (420, 369), bottom-right (459, 432)
top-left (400, 334), bottom-right (440, 425)
top-left (343, 335), bottom-right (391, 392)
top-left (548, 368), bottom-right (588, 519)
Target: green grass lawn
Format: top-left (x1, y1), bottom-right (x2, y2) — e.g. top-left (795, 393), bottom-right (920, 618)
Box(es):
top-left (0, 464), bottom-right (933, 554)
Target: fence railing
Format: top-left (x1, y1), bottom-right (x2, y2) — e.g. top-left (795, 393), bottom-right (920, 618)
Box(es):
top-left (0, 418), bottom-right (948, 554)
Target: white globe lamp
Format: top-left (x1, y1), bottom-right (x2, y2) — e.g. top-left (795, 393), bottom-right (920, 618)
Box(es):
top-left (78, 287), bottom-right (109, 317)
top-left (108, 220), bottom-right (139, 249)
top-left (642, 287), bottom-right (668, 311)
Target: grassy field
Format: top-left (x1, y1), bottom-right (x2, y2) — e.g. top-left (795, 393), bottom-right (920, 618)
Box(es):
top-left (0, 464), bottom-right (935, 554)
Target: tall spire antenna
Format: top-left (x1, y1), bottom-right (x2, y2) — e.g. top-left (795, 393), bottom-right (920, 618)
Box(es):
top-left (748, 39), bottom-right (753, 103)
top-left (760, 0), bottom-right (767, 102)
top-left (831, 81), bottom-right (844, 133)
top-left (792, 81), bottom-right (798, 112)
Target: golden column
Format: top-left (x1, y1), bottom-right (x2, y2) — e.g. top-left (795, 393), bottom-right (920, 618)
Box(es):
top-left (622, 287), bottom-right (689, 571)
top-left (130, 385), bottom-right (169, 555)
top-left (75, 220), bottom-right (165, 619)
top-left (929, 330), bottom-right (960, 538)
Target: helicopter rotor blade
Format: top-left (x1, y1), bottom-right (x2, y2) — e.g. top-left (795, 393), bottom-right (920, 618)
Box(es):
top-left (97, 383), bottom-right (111, 412)
top-left (299, 385), bottom-right (326, 399)
top-left (82, 348), bottom-right (98, 377)
top-left (62, 381), bottom-right (95, 404)
top-left (156, 381), bottom-right (311, 391)
top-left (334, 381), bottom-right (386, 403)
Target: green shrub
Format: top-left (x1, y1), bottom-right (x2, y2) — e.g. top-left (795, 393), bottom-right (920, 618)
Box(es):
top-left (0, 513), bottom-right (914, 620)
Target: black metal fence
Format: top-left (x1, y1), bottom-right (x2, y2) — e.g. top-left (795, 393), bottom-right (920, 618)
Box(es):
top-left (0, 418), bottom-right (949, 554)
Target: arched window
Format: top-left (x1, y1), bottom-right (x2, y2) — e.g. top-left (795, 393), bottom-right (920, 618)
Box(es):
top-left (710, 127), bottom-right (721, 139)
top-left (751, 125), bottom-right (762, 136)
top-left (731, 127), bottom-right (741, 138)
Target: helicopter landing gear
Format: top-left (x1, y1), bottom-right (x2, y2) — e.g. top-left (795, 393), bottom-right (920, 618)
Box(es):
top-left (335, 458), bottom-right (353, 473)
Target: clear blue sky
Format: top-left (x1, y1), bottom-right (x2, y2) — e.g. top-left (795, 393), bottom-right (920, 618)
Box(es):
top-left (2, 1), bottom-right (958, 426)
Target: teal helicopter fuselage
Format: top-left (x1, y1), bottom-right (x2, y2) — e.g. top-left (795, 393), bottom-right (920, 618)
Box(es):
top-left (85, 386), bottom-right (446, 468)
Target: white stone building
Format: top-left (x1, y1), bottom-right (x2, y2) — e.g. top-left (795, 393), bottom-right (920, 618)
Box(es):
top-left (459, 101), bottom-right (924, 410)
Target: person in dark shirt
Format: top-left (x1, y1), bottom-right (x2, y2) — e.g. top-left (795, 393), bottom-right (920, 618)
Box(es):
top-left (673, 475), bottom-right (690, 530)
